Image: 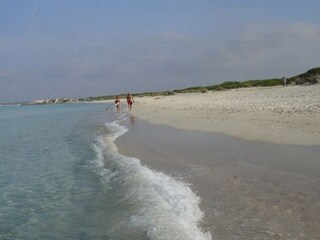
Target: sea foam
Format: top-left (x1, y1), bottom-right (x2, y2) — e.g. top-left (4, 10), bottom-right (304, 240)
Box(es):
top-left (92, 116), bottom-right (212, 240)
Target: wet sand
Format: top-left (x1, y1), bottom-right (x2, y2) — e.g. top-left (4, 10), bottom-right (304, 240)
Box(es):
top-left (116, 116), bottom-right (320, 240)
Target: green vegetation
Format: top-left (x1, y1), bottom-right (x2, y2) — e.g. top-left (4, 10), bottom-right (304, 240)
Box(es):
top-left (25, 67), bottom-right (319, 105)
top-left (173, 86), bottom-right (208, 93)
top-left (72, 67), bottom-right (320, 103)
top-left (78, 90), bottom-right (176, 102)
top-left (133, 91), bottom-right (175, 97)
top-left (174, 78), bottom-right (283, 93)
top-left (289, 67), bottom-right (320, 85)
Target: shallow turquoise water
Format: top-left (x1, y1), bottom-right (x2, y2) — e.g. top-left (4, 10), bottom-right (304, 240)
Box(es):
top-left (0, 103), bottom-right (211, 240)
top-left (0, 103), bottom-right (113, 239)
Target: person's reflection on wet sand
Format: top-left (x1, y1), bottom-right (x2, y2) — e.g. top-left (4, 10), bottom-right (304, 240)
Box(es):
top-left (130, 115), bottom-right (136, 127)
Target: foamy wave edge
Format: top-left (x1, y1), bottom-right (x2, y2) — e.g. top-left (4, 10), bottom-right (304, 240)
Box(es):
top-left (93, 119), bottom-right (212, 240)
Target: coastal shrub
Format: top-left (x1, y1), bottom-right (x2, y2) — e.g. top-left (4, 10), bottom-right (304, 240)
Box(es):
top-left (259, 79), bottom-right (283, 86)
top-left (165, 91), bottom-right (175, 95)
top-left (240, 79), bottom-right (283, 87)
top-left (201, 88), bottom-right (208, 93)
top-left (211, 85), bottom-right (224, 91)
top-left (206, 85), bottom-right (217, 91)
top-left (245, 80), bottom-right (263, 86)
top-left (173, 86), bottom-right (205, 93)
top-left (218, 81), bottom-right (246, 89)
top-left (206, 78), bottom-right (284, 92)
top-left (289, 67), bottom-right (320, 85)
top-left (292, 77), bottom-right (319, 85)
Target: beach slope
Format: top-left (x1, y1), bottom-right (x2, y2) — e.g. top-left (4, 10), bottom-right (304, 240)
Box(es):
top-left (132, 85), bottom-right (320, 145)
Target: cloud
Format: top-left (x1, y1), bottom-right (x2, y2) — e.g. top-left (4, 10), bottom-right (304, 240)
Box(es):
top-left (1, 23), bottom-right (320, 102)
top-left (160, 32), bottom-right (190, 43)
top-left (241, 22), bottom-right (320, 48)
top-left (0, 68), bottom-right (18, 78)
top-left (155, 23), bottom-right (320, 83)
top-left (195, 22), bottom-right (320, 79)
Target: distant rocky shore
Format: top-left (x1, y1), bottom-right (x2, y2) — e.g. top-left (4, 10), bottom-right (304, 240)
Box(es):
top-left (27, 98), bottom-right (79, 105)
top-left (0, 97), bottom-right (81, 106)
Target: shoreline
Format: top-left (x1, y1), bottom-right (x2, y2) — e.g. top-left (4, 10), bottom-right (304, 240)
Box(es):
top-left (130, 85), bottom-right (320, 145)
top-left (116, 117), bottom-right (320, 239)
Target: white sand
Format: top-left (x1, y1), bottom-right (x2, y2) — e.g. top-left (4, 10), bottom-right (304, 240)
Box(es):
top-left (131, 85), bottom-right (320, 145)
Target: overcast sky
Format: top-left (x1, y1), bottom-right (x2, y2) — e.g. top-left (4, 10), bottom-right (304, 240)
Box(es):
top-left (1, 0), bottom-right (320, 102)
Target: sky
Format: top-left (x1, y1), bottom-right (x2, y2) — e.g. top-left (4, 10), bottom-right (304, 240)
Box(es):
top-left (1, 0), bottom-right (320, 103)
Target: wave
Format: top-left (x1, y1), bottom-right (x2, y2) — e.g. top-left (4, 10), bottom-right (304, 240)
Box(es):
top-left (92, 114), bottom-right (212, 240)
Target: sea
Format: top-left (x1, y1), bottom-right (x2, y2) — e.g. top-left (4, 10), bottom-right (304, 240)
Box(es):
top-left (0, 103), bottom-right (211, 240)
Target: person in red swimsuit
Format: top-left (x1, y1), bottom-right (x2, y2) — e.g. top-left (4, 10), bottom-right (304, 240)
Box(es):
top-left (126, 93), bottom-right (134, 111)
top-left (115, 96), bottom-right (120, 113)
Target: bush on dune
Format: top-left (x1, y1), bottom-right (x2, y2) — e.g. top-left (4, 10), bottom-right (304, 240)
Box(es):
top-left (206, 78), bottom-right (283, 91)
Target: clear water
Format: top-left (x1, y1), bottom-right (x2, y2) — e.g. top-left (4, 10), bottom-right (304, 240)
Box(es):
top-left (0, 103), bottom-right (211, 240)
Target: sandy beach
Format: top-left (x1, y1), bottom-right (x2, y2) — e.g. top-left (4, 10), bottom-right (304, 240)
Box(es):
top-left (115, 84), bottom-right (320, 239)
top-left (131, 85), bottom-right (320, 145)
top-left (116, 117), bottom-right (320, 240)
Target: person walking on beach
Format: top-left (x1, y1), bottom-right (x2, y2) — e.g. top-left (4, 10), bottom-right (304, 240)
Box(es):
top-left (283, 77), bottom-right (287, 86)
top-left (126, 93), bottom-right (134, 111)
top-left (115, 96), bottom-right (121, 113)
